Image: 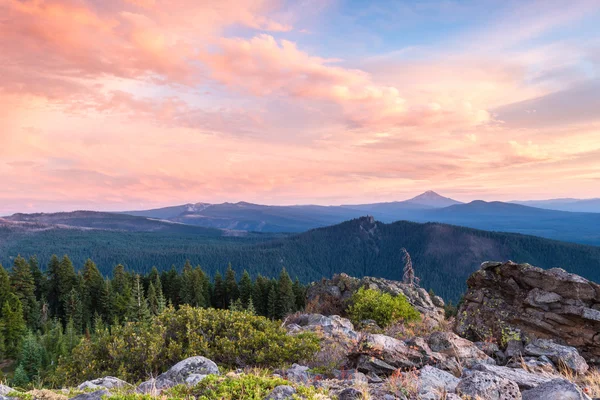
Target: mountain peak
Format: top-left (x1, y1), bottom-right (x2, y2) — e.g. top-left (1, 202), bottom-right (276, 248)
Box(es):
top-left (405, 191), bottom-right (462, 208)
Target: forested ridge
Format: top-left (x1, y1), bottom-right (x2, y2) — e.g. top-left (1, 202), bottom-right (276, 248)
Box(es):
top-left (2, 217), bottom-right (600, 302)
top-left (0, 254), bottom-right (306, 385)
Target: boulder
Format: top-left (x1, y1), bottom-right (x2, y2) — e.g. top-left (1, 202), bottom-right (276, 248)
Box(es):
top-left (456, 261), bottom-right (600, 363)
top-left (471, 363), bottom-right (554, 390)
top-left (427, 331), bottom-right (495, 368)
top-left (306, 273), bottom-right (445, 323)
top-left (77, 377), bottom-right (131, 391)
top-left (332, 370), bottom-right (368, 383)
top-left (524, 339), bottom-right (589, 374)
top-left (69, 390), bottom-right (111, 400)
top-left (283, 364), bottom-right (312, 384)
top-left (137, 356), bottom-right (219, 393)
top-left (521, 379), bottom-right (592, 400)
top-left (338, 388), bottom-right (364, 400)
top-left (416, 366), bottom-right (460, 400)
top-left (265, 385), bottom-right (297, 400)
top-left (506, 356), bottom-right (557, 375)
top-left (285, 313), bottom-right (359, 351)
top-left (456, 371), bottom-right (521, 400)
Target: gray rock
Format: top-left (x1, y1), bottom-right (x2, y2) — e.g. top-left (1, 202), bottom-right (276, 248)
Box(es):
top-left (136, 378), bottom-right (175, 394)
top-left (445, 395), bottom-right (461, 400)
top-left (265, 385), bottom-right (296, 400)
top-left (332, 370), bottom-right (367, 383)
top-left (77, 376), bottom-right (131, 391)
top-left (417, 366), bottom-right (460, 400)
top-left (475, 341), bottom-right (501, 357)
top-left (69, 389), bottom-right (111, 400)
top-left (506, 356), bottom-right (557, 375)
top-left (471, 363), bottom-right (553, 390)
top-left (521, 379), bottom-right (592, 400)
top-left (506, 340), bottom-right (525, 358)
top-left (428, 331), bottom-right (495, 368)
top-left (338, 388), bottom-right (364, 400)
top-left (0, 386), bottom-right (13, 396)
top-left (525, 339), bottom-right (589, 374)
top-left (284, 364), bottom-right (312, 384)
top-left (456, 371), bottom-right (521, 400)
top-left (184, 374), bottom-right (208, 386)
top-left (158, 356), bottom-right (220, 383)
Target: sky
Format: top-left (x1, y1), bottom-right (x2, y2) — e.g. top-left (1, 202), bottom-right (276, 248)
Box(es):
top-left (1, 0), bottom-right (599, 214)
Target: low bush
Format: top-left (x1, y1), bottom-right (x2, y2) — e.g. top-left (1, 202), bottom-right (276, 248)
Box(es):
top-left (347, 287), bottom-right (420, 328)
top-left (55, 306), bottom-right (319, 385)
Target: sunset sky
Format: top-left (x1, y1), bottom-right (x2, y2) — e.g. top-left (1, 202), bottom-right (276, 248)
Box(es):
top-left (1, 0), bottom-right (599, 214)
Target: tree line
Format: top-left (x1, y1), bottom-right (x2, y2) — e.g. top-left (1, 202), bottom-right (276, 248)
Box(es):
top-left (0, 254), bottom-right (306, 385)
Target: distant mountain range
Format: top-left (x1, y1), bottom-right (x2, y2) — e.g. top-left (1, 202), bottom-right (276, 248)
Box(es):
top-left (512, 198), bottom-right (600, 213)
top-left (2, 216), bottom-right (600, 301)
top-left (4, 191), bottom-right (600, 246)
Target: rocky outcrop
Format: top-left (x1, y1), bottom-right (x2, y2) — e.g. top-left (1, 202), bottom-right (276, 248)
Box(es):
top-left (470, 363), bottom-right (554, 390)
top-left (265, 385), bottom-right (297, 400)
top-left (415, 366), bottom-right (460, 400)
top-left (70, 390), bottom-right (111, 400)
top-left (524, 339), bottom-right (589, 374)
top-left (307, 273), bottom-right (445, 323)
top-left (0, 386), bottom-right (13, 397)
top-left (456, 261), bottom-right (600, 363)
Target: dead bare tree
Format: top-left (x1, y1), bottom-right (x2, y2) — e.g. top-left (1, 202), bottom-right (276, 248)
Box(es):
top-left (401, 247), bottom-right (415, 286)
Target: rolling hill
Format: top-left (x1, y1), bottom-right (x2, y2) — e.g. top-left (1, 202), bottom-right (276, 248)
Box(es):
top-left (512, 198), bottom-right (600, 213)
top-left (2, 216), bottom-right (600, 301)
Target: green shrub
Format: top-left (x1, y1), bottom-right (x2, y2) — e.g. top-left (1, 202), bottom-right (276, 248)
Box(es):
top-left (347, 287), bottom-right (420, 328)
top-left (55, 306), bottom-right (319, 385)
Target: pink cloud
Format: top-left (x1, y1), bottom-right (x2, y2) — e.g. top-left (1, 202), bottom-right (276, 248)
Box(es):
top-left (201, 34), bottom-right (491, 128)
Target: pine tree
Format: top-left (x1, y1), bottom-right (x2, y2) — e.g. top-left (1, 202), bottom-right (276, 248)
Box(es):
top-left (0, 264), bottom-right (11, 312)
top-left (82, 259), bottom-right (104, 326)
top-left (19, 331), bottom-right (43, 382)
top-left (128, 274), bottom-right (150, 323)
top-left (46, 255), bottom-right (61, 319)
top-left (98, 280), bottom-right (112, 323)
top-left (292, 278), bottom-right (306, 311)
top-left (10, 256), bottom-right (38, 328)
top-left (64, 318), bottom-right (79, 353)
top-left (111, 264), bottom-right (131, 322)
top-left (213, 272), bottom-right (226, 309)
top-left (246, 297), bottom-right (256, 315)
top-left (252, 275), bottom-right (270, 317)
top-left (1, 293), bottom-right (27, 358)
top-left (239, 270), bottom-right (253, 309)
top-left (147, 282), bottom-right (159, 315)
top-left (275, 268), bottom-right (295, 319)
top-left (267, 285), bottom-right (277, 320)
top-left (29, 256), bottom-right (46, 301)
top-left (12, 364), bottom-right (29, 387)
top-left (64, 288), bottom-right (83, 332)
top-left (153, 274), bottom-right (166, 314)
top-left (224, 264), bottom-right (239, 307)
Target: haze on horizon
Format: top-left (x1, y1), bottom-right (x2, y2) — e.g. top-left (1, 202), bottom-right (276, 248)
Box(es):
top-left (1, 0), bottom-right (599, 215)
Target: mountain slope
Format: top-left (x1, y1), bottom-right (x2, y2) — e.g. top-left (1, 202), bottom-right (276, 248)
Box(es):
top-left (2, 217), bottom-right (600, 302)
top-left (3, 211), bottom-right (223, 235)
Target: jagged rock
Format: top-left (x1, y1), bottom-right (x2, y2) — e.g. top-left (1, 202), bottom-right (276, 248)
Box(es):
top-left (416, 366), bottom-right (460, 400)
top-left (506, 356), bottom-right (557, 375)
top-left (427, 331), bottom-right (495, 368)
top-left (521, 379), bottom-right (592, 400)
top-left (307, 273), bottom-right (445, 323)
top-left (338, 388), bottom-right (364, 400)
top-left (355, 355), bottom-right (397, 375)
top-left (265, 385), bottom-right (297, 400)
top-left (471, 363), bottom-right (554, 390)
top-left (456, 371), bottom-right (521, 400)
top-left (475, 341), bottom-right (501, 357)
top-left (0, 386), bottom-right (13, 396)
top-left (524, 339), bottom-right (589, 374)
top-left (69, 390), bottom-right (111, 400)
top-left (456, 261), bottom-right (600, 363)
top-left (350, 333), bottom-right (425, 373)
top-left (506, 340), bottom-right (525, 359)
top-left (77, 376), bottom-right (131, 391)
top-left (137, 356), bottom-right (219, 393)
top-left (283, 364), bottom-right (312, 384)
